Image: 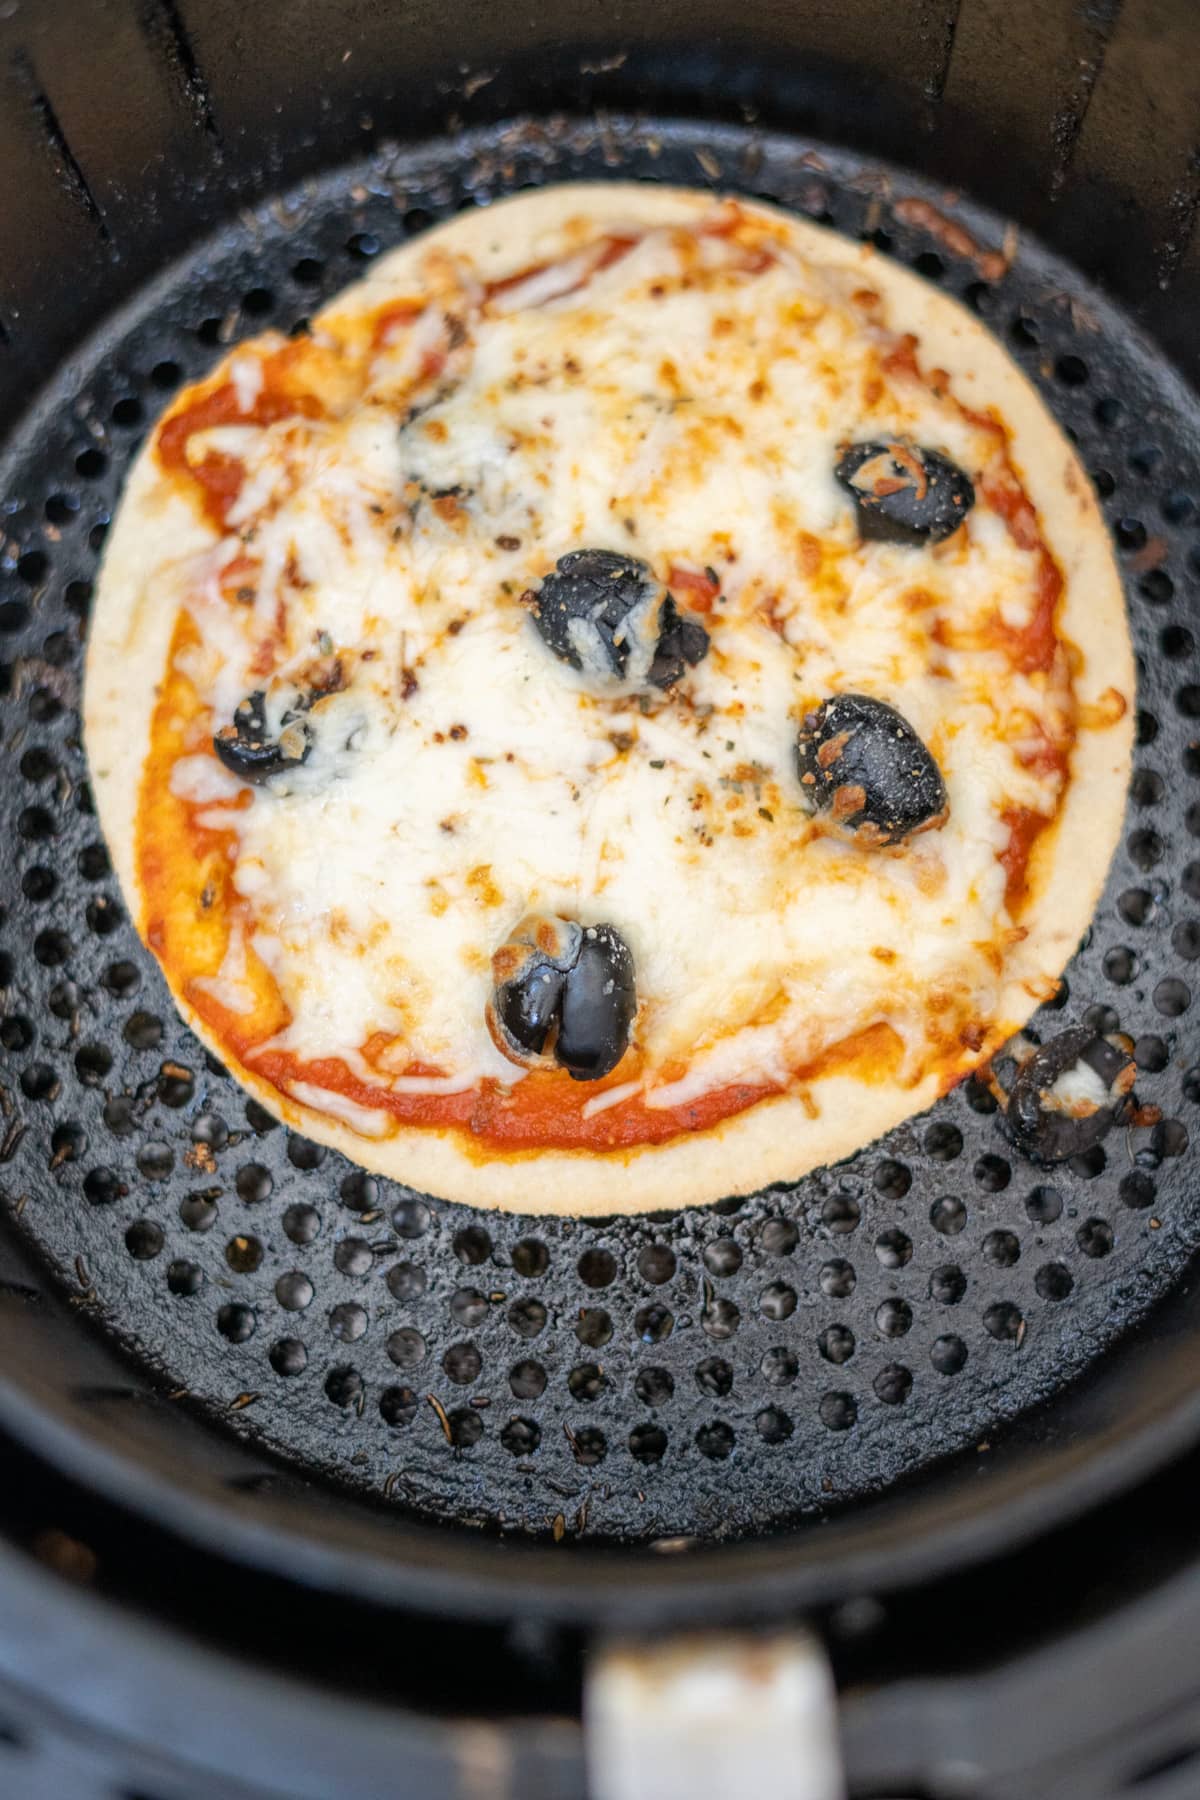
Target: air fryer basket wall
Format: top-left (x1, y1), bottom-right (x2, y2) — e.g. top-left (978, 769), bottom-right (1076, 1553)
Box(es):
top-left (2, 0), bottom-right (1198, 418)
top-left (0, 0), bottom-right (1199, 1753)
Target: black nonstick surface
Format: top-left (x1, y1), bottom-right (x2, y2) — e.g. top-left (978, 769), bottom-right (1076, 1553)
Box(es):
top-left (1, 114), bottom-right (1197, 1544)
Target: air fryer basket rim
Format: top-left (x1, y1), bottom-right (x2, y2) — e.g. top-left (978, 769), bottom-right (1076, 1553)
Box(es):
top-left (4, 1226), bottom-right (1200, 1630)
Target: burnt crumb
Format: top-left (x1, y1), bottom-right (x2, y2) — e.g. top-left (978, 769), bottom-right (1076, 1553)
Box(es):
top-left (446, 617), bottom-right (466, 636)
top-left (831, 782), bottom-right (868, 823)
top-left (0, 1121), bottom-right (28, 1163)
top-left (448, 724), bottom-right (468, 741)
top-left (304, 654), bottom-right (346, 698)
top-left (495, 534), bottom-right (522, 551)
top-left (427, 1394), bottom-right (453, 1444)
top-left (892, 196), bottom-right (1010, 281)
top-left (609, 731), bottom-right (635, 753)
top-left (400, 669), bottom-right (419, 700)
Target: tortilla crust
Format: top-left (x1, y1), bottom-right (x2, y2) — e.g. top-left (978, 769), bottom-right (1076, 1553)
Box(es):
top-left (85, 182), bottom-right (1134, 1215)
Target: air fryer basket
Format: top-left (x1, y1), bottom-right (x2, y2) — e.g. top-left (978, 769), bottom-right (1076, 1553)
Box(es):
top-left (2, 0), bottom-right (1200, 1794)
top-left (4, 115), bottom-right (1200, 1545)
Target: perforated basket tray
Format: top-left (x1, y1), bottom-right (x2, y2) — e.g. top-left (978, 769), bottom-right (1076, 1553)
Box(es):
top-left (0, 116), bottom-right (1197, 1545)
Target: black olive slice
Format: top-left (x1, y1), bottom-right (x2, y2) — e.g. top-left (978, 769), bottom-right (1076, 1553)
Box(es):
top-left (490, 916), bottom-right (582, 1061)
top-left (524, 549), bottom-right (709, 691)
top-left (647, 596), bottom-right (711, 690)
top-left (795, 693), bottom-right (948, 845)
top-left (488, 915), bottom-right (636, 1081)
top-left (1005, 1027), bottom-right (1135, 1163)
top-left (556, 924), bottom-right (637, 1081)
top-left (836, 441), bottom-right (975, 545)
top-left (213, 691), bottom-right (313, 785)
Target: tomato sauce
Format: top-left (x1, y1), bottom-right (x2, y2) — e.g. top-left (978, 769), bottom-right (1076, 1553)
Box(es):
top-left (980, 475), bottom-right (1063, 675)
top-left (139, 617), bottom-right (290, 1047)
top-left (881, 342), bottom-right (1077, 910)
top-left (234, 1048), bottom-right (781, 1149)
top-left (998, 805), bottom-right (1051, 912)
top-left (666, 563), bottom-right (720, 611)
top-left (483, 233), bottom-right (642, 307)
top-left (370, 299), bottom-right (423, 348)
top-left (220, 1021), bottom-right (904, 1151)
top-left (157, 344), bottom-right (322, 528)
top-left (978, 463), bottom-right (1072, 911)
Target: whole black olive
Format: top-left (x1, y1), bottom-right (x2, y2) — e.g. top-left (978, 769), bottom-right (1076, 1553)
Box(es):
top-left (1004, 1027), bottom-right (1135, 1164)
top-left (795, 693), bottom-right (948, 845)
top-left (836, 441), bottom-right (975, 545)
top-left (524, 549), bottom-right (709, 691)
top-left (213, 691), bottom-right (313, 785)
top-left (488, 915), bottom-right (636, 1082)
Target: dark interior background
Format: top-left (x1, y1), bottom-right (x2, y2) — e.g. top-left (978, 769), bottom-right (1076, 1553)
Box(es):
top-left (0, 0), bottom-right (1197, 429)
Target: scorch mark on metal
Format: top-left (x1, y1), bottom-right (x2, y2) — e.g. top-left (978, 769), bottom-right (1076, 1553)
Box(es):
top-left (139, 0), bottom-right (221, 144)
top-left (8, 46), bottom-right (110, 242)
top-left (1048, 0), bottom-right (1125, 194)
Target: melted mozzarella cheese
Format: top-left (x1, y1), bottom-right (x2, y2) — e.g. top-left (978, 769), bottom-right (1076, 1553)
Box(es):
top-left (144, 212), bottom-right (1073, 1113)
top-left (1047, 1058), bottom-right (1110, 1114)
